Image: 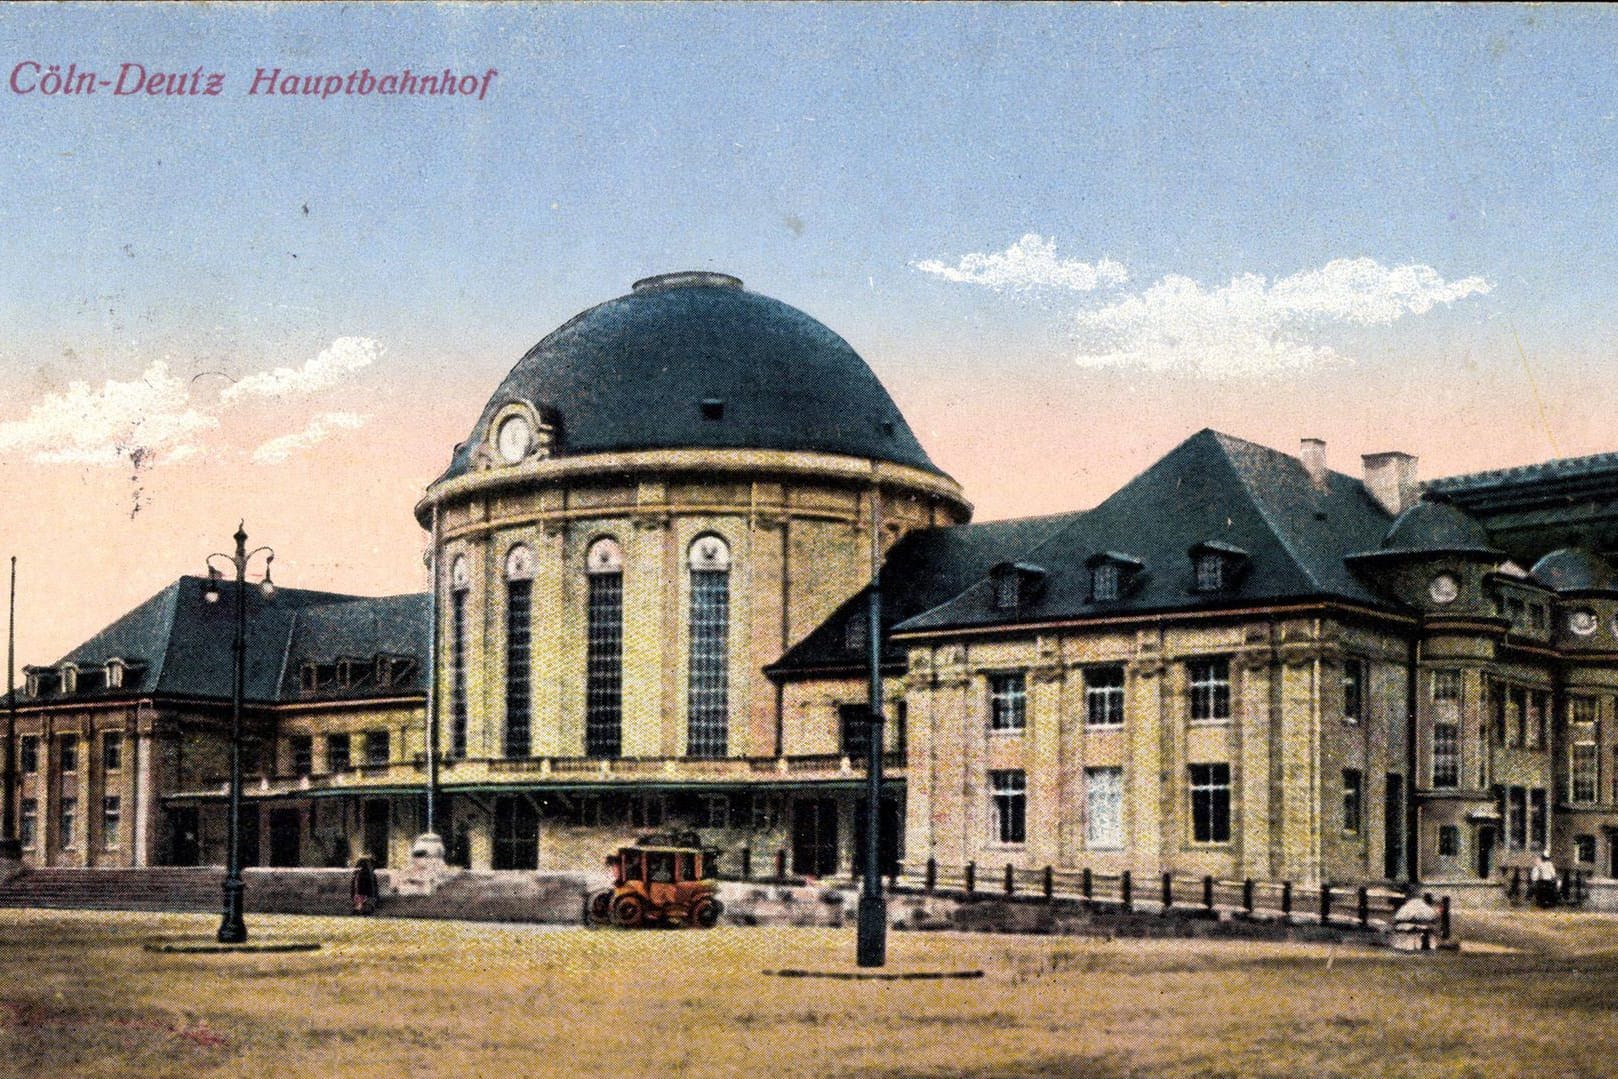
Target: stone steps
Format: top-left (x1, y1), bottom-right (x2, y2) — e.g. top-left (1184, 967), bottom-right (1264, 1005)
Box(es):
top-left (0, 868), bottom-right (226, 911)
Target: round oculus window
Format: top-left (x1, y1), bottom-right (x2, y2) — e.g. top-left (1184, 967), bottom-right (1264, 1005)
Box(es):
top-left (495, 414), bottom-right (532, 464)
top-left (1428, 573), bottom-right (1459, 605)
top-left (1569, 608), bottom-right (1599, 637)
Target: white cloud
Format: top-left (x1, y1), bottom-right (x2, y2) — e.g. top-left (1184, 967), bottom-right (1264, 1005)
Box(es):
top-left (0, 360), bottom-right (217, 466)
top-left (220, 336), bottom-right (381, 404)
top-left (251, 411), bottom-right (367, 464)
top-left (1071, 258), bottom-right (1492, 375)
top-left (914, 234), bottom-right (1128, 292)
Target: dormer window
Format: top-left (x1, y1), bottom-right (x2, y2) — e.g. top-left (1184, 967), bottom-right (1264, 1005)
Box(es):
top-left (105, 659), bottom-right (125, 689)
top-left (844, 607), bottom-right (869, 653)
top-left (1085, 552), bottom-right (1143, 603)
top-left (1188, 541), bottom-right (1248, 595)
top-left (990, 563), bottom-right (1047, 612)
top-left (57, 664), bottom-right (77, 695)
top-left (300, 663), bottom-right (318, 692)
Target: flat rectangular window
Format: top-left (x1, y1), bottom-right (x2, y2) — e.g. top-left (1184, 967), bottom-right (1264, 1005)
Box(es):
top-left (326, 734), bottom-right (351, 773)
top-left (102, 796), bottom-right (121, 849)
top-left (59, 796), bottom-right (76, 848)
top-left (1576, 835), bottom-right (1597, 864)
top-left (449, 590), bottom-right (468, 760)
top-left (703, 794), bottom-right (729, 830)
top-left (1529, 788), bottom-right (1547, 851)
top-left (19, 736), bottom-right (37, 774)
top-left (364, 731), bottom-right (390, 768)
top-left (1188, 660), bottom-right (1230, 722)
top-left (58, 734), bottom-right (78, 774)
top-left (1342, 769), bottom-right (1363, 835)
top-left (1189, 763), bottom-right (1231, 843)
top-left (1572, 742), bottom-right (1598, 804)
top-left (990, 769), bottom-right (1026, 844)
top-left (838, 704), bottom-right (871, 761)
top-left (1509, 687), bottom-right (1527, 748)
top-left (19, 799), bottom-right (36, 848)
top-left (1342, 660), bottom-right (1364, 724)
top-left (102, 732), bottom-right (122, 772)
top-left (1085, 766), bottom-right (1123, 849)
top-left (1507, 786), bottom-right (1527, 851)
top-left (1432, 723), bottom-right (1460, 789)
top-left (504, 579), bottom-right (533, 758)
top-left (1085, 666), bottom-right (1125, 727)
top-left (1572, 697), bottom-right (1599, 726)
top-left (1432, 669), bottom-right (1462, 702)
top-left (289, 735), bottom-right (313, 777)
top-left (988, 673), bottom-right (1027, 731)
top-left (1092, 563), bottom-right (1119, 602)
top-left (1438, 825), bottom-right (1460, 857)
top-left (585, 570), bottom-right (624, 758)
top-left (1526, 691), bottom-right (1547, 751)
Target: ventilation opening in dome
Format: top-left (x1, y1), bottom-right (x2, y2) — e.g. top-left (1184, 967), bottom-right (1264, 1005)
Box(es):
top-left (631, 271), bottom-right (743, 292)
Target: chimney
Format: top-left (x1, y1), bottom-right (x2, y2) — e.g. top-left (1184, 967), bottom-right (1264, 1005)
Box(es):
top-left (1362, 451), bottom-right (1418, 517)
top-left (1300, 438), bottom-right (1328, 490)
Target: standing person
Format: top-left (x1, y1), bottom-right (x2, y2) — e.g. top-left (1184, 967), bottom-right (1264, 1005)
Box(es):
top-left (1530, 850), bottom-right (1559, 908)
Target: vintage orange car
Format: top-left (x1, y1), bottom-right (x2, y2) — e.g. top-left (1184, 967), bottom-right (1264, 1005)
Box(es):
top-left (588, 831), bottom-right (724, 929)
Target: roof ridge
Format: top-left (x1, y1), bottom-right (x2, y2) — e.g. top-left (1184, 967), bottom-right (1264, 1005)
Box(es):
top-left (150, 579), bottom-right (186, 694)
top-left (274, 608), bottom-right (300, 701)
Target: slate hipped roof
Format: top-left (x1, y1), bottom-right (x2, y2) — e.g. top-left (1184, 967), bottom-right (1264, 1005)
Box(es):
top-left (769, 429), bottom-right (1402, 667)
top-left (31, 577), bottom-right (428, 705)
top-left (439, 274), bottom-right (941, 483)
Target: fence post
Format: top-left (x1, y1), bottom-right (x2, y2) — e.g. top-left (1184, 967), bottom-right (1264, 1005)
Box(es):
top-left (775, 848), bottom-right (786, 880)
top-left (1281, 881), bottom-right (1293, 917)
top-left (1203, 875), bottom-right (1215, 911)
top-left (1043, 865), bottom-right (1054, 902)
top-left (1082, 867), bottom-right (1093, 902)
top-left (965, 861), bottom-right (976, 895)
top-left (741, 847), bottom-right (752, 881)
top-left (1162, 872), bottom-right (1173, 911)
top-left (1121, 870), bottom-right (1132, 911)
top-left (1440, 895), bottom-right (1452, 940)
top-left (1005, 863), bottom-right (1015, 896)
top-left (1242, 878), bottom-right (1254, 914)
top-left (1357, 886), bottom-right (1369, 927)
top-left (1320, 883), bottom-right (1332, 925)
top-left (925, 856), bottom-right (937, 895)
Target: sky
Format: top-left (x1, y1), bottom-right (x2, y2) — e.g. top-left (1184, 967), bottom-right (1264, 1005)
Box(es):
top-left (2, 3), bottom-right (1617, 666)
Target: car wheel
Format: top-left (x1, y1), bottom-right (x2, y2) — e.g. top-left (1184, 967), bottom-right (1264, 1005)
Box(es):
top-left (693, 897), bottom-right (722, 928)
top-left (588, 890), bottom-right (614, 926)
top-left (611, 893), bottom-right (645, 928)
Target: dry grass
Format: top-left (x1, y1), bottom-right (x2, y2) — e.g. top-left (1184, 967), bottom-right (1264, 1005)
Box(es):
top-left (0, 909), bottom-right (1615, 1078)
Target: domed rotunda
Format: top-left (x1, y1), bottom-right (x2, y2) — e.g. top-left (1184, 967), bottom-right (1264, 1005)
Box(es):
top-left (412, 273), bottom-right (969, 867)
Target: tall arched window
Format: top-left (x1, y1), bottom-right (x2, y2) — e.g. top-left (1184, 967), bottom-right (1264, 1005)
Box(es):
top-left (448, 554), bottom-right (471, 760)
top-left (686, 535), bottom-right (731, 758)
top-left (503, 544), bottom-right (536, 759)
top-left (585, 538), bottom-right (624, 758)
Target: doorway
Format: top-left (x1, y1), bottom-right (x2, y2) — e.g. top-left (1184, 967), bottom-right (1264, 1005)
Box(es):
top-left (492, 796), bottom-right (539, 870)
top-left (362, 799), bottom-right (390, 868)
top-left (268, 807), bottom-right (302, 867)
top-left (1476, 825), bottom-right (1496, 879)
top-left (167, 807), bottom-right (200, 866)
top-left (238, 806), bottom-right (261, 868)
top-left (850, 795), bottom-right (902, 877)
top-left (1383, 774), bottom-right (1403, 880)
top-left (791, 798), bottom-right (839, 878)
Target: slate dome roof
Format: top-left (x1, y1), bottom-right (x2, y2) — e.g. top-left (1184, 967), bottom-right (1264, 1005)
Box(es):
top-left (1530, 547), bottom-right (1618, 593)
top-left (1381, 499), bottom-right (1494, 553)
top-left (438, 273), bottom-right (940, 482)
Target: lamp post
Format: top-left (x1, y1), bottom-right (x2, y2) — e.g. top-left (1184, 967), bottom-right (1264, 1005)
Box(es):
top-left (203, 523), bottom-right (275, 944)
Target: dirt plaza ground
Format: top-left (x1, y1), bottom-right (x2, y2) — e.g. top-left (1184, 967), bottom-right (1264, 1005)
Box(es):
top-left (0, 908), bottom-right (1615, 1078)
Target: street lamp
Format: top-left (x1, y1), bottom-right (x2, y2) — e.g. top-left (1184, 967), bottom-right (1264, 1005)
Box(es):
top-left (203, 522), bottom-right (275, 944)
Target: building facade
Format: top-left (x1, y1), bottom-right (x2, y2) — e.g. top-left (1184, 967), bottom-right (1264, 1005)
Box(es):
top-left (8, 272), bottom-right (1618, 904)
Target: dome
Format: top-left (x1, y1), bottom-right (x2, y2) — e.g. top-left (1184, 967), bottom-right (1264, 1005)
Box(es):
top-left (1530, 547), bottom-right (1618, 593)
top-left (1381, 499), bottom-right (1493, 553)
top-left (438, 273), bottom-right (941, 482)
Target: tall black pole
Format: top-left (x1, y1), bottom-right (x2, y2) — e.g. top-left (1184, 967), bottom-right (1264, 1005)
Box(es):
top-left (424, 504), bottom-right (439, 837)
top-left (2, 556), bottom-right (18, 857)
top-left (218, 525), bottom-right (249, 944)
top-left (856, 491), bottom-right (887, 967)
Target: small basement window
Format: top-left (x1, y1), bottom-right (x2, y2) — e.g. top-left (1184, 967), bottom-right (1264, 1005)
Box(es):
top-left (700, 399), bottom-right (725, 421)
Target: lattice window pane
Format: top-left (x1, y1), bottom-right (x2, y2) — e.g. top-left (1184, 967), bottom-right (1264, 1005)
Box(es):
top-left (450, 590), bottom-right (469, 760)
top-left (586, 571), bottom-right (624, 758)
top-left (687, 568), bottom-right (729, 757)
top-left (504, 580), bottom-right (532, 758)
